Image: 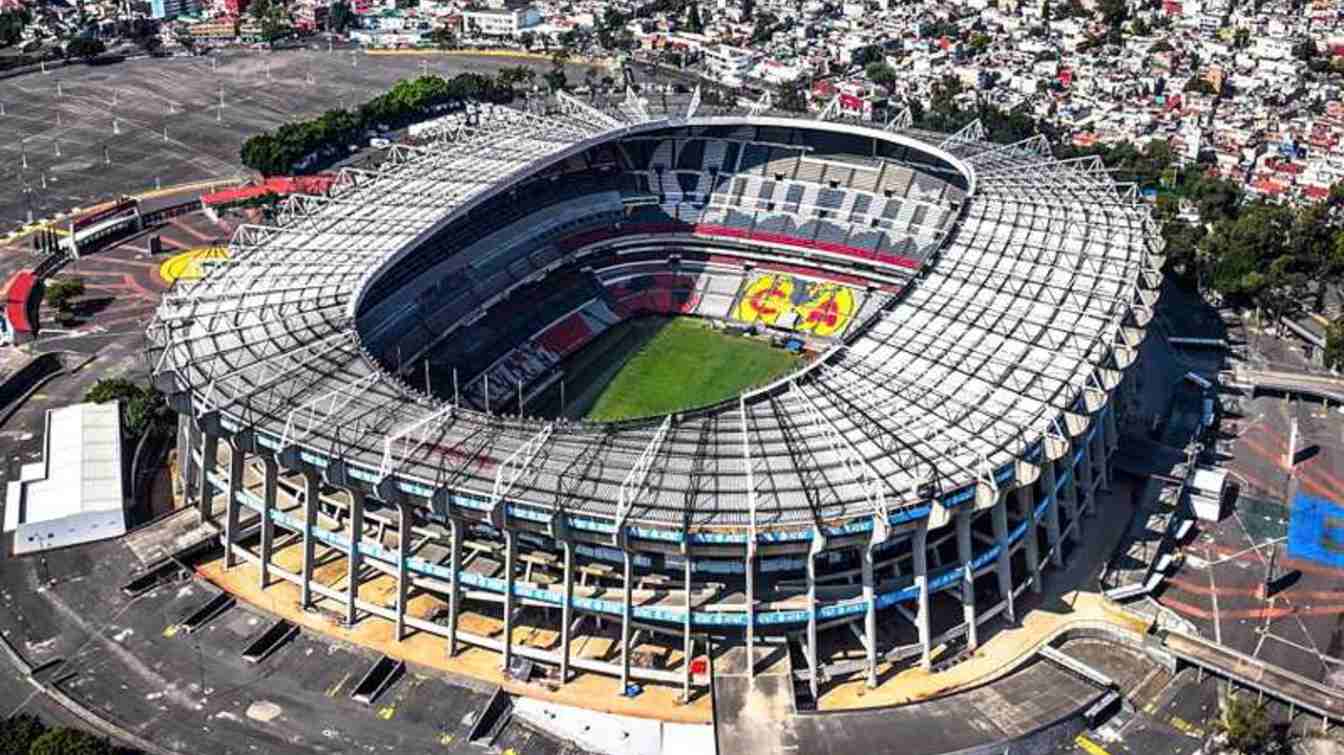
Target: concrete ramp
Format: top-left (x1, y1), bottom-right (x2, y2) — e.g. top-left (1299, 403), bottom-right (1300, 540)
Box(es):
top-left (713, 645), bottom-right (797, 755)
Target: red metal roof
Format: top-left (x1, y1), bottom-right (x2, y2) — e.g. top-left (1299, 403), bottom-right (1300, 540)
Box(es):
top-left (4, 271), bottom-right (37, 334)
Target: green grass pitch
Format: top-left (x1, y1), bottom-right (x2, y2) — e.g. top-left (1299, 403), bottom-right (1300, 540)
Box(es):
top-left (575, 317), bottom-right (802, 422)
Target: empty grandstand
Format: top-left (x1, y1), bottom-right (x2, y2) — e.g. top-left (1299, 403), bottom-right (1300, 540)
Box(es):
top-left (149, 96), bottom-right (1162, 704)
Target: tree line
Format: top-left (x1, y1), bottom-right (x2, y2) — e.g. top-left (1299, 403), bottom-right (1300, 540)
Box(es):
top-left (240, 72), bottom-right (516, 176)
top-left (1, 713), bottom-right (139, 755)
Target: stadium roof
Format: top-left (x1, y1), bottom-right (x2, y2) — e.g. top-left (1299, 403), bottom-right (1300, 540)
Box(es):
top-left (148, 96), bottom-right (1163, 536)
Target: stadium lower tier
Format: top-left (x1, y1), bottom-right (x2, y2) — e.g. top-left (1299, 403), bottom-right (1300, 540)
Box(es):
top-left (179, 399), bottom-right (1119, 698)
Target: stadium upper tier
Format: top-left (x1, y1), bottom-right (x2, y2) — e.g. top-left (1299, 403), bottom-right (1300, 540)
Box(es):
top-left (149, 100), bottom-right (1163, 538)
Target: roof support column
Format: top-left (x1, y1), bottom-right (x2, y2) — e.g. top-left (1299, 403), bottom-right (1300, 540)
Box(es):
top-left (199, 432), bottom-right (218, 524)
top-left (224, 441), bottom-right (243, 569)
top-left (1069, 444), bottom-right (1088, 541)
top-left (1043, 457), bottom-right (1064, 568)
top-left (396, 502), bottom-right (412, 642)
top-left (861, 539), bottom-right (879, 687)
top-left (345, 489), bottom-right (365, 627)
top-left (681, 551), bottom-right (693, 703)
top-left (956, 506), bottom-right (977, 651)
top-left (300, 471), bottom-right (319, 610)
top-left (447, 517), bottom-right (462, 657)
top-left (807, 528), bottom-right (826, 701)
top-left (259, 455), bottom-right (277, 590)
top-left (1104, 403), bottom-right (1119, 464)
top-left (556, 539), bottom-right (573, 684)
top-left (1094, 420), bottom-right (1111, 495)
top-left (178, 417), bottom-right (194, 510)
top-left (913, 524), bottom-right (932, 671)
top-left (746, 541), bottom-right (756, 680)
top-left (620, 549), bottom-right (634, 693)
top-left (991, 495), bottom-right (1015, 624)
top-left (502, 529), bottom-right (517, 673)
top-left (1015, 484), bottom-right (1041, 594)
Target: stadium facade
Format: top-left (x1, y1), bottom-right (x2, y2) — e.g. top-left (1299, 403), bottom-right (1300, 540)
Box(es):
top-left (148, 94), bottom-right (1162, 701)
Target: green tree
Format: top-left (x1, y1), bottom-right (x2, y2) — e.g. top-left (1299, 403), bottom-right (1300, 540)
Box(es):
top-left (0, 714), bottom-right (46, 755)
top-left (27, 727), bottom-right (112, 755)
top-left (63, 37), bottom-right (105, 59)
top-left (686, 1), bottom-right (703, 32)
top-left (1098, 0), bottom-right (1128, 25)
top-left (544, 65), bottom-right (567, 92)
top-left (1208, 693), bottom-right (1283, 754)
top-left (0, 9), bottom-right (31, 47)
top-left (968, 33), bottom-right (992, 54)
top-left (1327, 318), bottom-right (1344, 371)
top-left (519, 30), bottom-right (535, 49)
top-left (777, 74), bottom-right (809, 113)
top-left (43, 276), bottom-right (84, 317)
top-left (328, 0), bottom-right (353, 32)
top-left (852, 44), bottom-right (883, 67)
top-left (865, 61), bottom-right (897, 86)
top-left (84, 378), bottom-right (168, 438)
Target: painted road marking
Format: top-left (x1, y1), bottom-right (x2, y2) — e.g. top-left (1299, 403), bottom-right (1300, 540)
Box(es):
top-left (326, 671), bottom-right (352, 698)
top-left (1075, 735), bottom-right (1109, 755)
top-left (158, 247), bottom-right (229, 284)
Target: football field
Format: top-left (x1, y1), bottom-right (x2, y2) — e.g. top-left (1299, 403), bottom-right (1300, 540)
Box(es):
top-left (534, 316), bottom-right (802, 422)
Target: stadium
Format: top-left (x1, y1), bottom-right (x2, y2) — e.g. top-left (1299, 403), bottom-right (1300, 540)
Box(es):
top-left (147, 92), bottom-right (1162, 705)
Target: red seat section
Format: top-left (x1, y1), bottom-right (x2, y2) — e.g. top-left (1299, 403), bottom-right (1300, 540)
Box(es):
top-left (536, 312), bottom-right (594, 358)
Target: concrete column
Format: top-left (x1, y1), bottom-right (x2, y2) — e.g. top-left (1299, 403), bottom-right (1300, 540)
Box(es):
top-left (956, 506), bottom-right (977, 651)
top-left (913, 526), bottom-right (932, 670)
top-left (560, 540), bottom-right (575, 683)
top-left (259, 456), bottom-right (277, 589)
top-left (807, 537), bottom-right (822, 701)
top-left (345, 490), bottom-right (364, 627)
top-left (1093, 424), bottom-right (1110, 494)
top-left (447, 518), bottom-right (462, 657)
top-left (620, 550), bottom-right (633, 692)
top-left (1043, 458), bottom-right (1064, 568)
top-left (991, 495), bottom-right (1015, 623)
top-left (1072, 437), bottom-right (1091, 510)
top-left (745, 542), bottom-right (755, 680)
top-left (301, 472), bottom-right (318, 610)
top-left (199, 432), bottom-right (219, 524)
top-left (861, 542), bottom-right (879, 688)
top-left (224, 444), bottom-right (243, 569)
top-left (503, 530), bottom-right (516, 673)
top-left (396, 503), bottom-right (411, 642)
top-left (180, 417), bottom-right (197, 512)
top-left (682, 554), bottom-right (693, 703)
top-left (1015, 484), bottom-right (1041, 594)
top-left (1104, 405), bottom-right (1119, 459)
